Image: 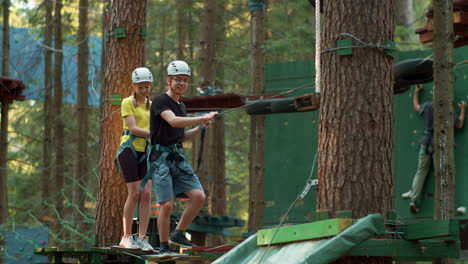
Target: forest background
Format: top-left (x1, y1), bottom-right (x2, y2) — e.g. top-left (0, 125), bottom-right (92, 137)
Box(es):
top-left (1, 0), bottom-right (431, 249)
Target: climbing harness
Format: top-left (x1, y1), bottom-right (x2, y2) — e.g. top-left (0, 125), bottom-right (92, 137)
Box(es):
top-left (114, 130), bottom-right (148, 176)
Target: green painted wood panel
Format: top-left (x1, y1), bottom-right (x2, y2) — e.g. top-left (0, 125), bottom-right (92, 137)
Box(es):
top-left (264, 60), bottom-right (318, 227)
top-left (405, 219), bottom-right (458, 240)
top-left (257, 218), bottom-right (352, 246)
top-left (264, 46), bottom-right (468, 227)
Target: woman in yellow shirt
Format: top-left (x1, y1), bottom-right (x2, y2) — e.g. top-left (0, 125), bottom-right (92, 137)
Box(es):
top-left (116, 67), bottom-right (154, 251)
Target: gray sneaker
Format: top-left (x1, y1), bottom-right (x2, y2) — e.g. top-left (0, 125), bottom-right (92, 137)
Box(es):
top-left (169, 232), bottom-right (197, 249)
top-left (137, 237), bottom-right (155, 252)
top-left (119, 235), bottom-right (140, 249)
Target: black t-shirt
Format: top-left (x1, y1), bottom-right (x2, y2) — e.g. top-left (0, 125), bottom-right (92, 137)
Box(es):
top-left (150, 93), bottom-right (186, 146)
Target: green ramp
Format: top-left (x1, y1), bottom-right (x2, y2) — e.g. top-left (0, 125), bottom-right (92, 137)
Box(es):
top-left (213, 214), bottom-right (384, 264)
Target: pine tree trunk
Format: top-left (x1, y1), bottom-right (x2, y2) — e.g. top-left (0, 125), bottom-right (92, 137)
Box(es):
top-left (42, 0), bottom-right (54, 223)
top-left (395, 0), bottom-right (413, 25)
top-left (248, 1), bottom-right (265, 233)
top-left (432, 0), bottom-right (455, 263)
top-left (317, 1), bottom-right (394, 263)
top-left (0, 6), bottom-right (9, 257)
top-left (176, 2), bottom-right (187, 59)
top-left (0, 100), bottom-right (8, 264)
top-left (158, 7), bottom-right (168, 91)
top-left (53, 0), bottom-right (65, 246)
top-left (74, 0), bottom-right (90, 247)
top-left (198, 0), bottom-right (218, 218)
top-left (0, 2), bottom-right (10, 245)
top-left (95, 0), bottom-right (146, 246)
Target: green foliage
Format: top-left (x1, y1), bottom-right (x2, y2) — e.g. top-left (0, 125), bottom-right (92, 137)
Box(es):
top-left (4, 100), bottom-right (100, 246)
top-left (394, 0), bottom-right (432, 51)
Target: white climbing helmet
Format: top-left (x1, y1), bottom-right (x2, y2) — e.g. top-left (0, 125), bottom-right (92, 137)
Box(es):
top-left (167, 60), bottom-right (191, 76)
top-left (132, 67), bottom-right (153, 83)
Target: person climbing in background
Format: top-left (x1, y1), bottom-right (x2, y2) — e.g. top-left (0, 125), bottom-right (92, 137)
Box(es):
top-left (115, 67), bottom-right (155, 251)
top-left (147, 60), bottom-right (218, 255)
top-left (402, 84), bottom-right (466, 213)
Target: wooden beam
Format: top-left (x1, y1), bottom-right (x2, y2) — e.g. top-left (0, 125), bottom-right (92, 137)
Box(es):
top-left (257, 218), bottom-right (352, 246)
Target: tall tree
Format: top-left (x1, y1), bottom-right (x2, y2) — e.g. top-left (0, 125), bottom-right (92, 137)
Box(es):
top-left (53, 0), bottom-right (64, 240)
top-left (157, 5), bottom-right (168, 90)
top-left (317, 1), bottom-right (394, 263)
top-left (395, 0), bottom-right (413, 25)
top-left (207, 0), bottom-right (227, 246)
top-left (197, 0), bottom-right (228, 246)
top-left (198, 0), bottom-right (217, 203)
top-left (432, 0), bottom-right (454, 263)
top-left (95, 0), bottom-right (147, 246)
top-left (248, 0), bottom-right (265, 233)
top-left (0, 1), bottom-right (10, 263)
top-left (42, 0), bottom-right (54, 221)
top-left (75, 0), bottom-right (89, 245)
top-left (176, 1), bottom-right (188, 59)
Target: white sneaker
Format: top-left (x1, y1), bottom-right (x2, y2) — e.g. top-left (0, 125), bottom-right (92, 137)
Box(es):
top-left (119, 235), bottom-right (140, 249)
top-left (137, 237), bottom-right (155, 252)
top-left (401, 191), bottom-right (411, 199)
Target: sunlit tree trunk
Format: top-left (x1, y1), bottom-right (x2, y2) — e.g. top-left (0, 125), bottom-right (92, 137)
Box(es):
top-left (432, 0), bottom-right (454, 263)
top-left (317, 1), bottom-right (394, 263)
top-left (248, 0), bottom-right (265, 233)
top-left (0, 1), bottom-right (10, 263)
top-left (95, 0), bottom-right (146, 246)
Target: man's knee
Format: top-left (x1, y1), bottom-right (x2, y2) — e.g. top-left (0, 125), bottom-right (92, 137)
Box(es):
top-left (160, 201), bottom-right (174, 213)
top-left (191, 190), bottom-right (206, 206)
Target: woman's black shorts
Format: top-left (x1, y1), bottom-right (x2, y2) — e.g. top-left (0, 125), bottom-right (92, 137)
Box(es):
top-left (118, 148), bottom-right (147, 183)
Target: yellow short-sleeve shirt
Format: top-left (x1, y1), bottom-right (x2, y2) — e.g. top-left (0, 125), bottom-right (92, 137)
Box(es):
top-left (120, 96), bottom-right (150, 152)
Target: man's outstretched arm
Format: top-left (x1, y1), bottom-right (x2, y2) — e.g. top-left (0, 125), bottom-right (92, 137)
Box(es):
top-left (413, 84), bottom-right (423, 112)
top-left (456, 101), bottom-right (466, 129)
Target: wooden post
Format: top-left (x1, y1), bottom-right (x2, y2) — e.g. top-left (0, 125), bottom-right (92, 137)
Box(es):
top-left (248, 0), bottom-right (265, 233)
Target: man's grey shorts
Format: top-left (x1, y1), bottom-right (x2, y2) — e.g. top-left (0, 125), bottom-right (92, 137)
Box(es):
top-left (151, 153), bottom-right (203, 203)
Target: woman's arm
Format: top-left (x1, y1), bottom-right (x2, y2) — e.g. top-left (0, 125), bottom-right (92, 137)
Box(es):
top-left (125, 115), bottom-right (150, 137)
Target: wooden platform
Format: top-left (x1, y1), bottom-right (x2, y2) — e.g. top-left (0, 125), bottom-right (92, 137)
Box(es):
top-left (34, 245), bottom-right (223, 263)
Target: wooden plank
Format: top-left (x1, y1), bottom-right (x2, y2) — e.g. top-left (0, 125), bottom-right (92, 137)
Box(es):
top-left (349, 239), bottom-right (460, 259)
top-left (294, 93), bottom-right (320, 112)
top-left (405, 219), bottom-right (458, 240)
top-left (256, 218), bottom-right (352, 246)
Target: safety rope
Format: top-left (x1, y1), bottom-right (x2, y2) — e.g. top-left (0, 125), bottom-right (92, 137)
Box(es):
top-left (257, 150), bottom-right (318, 264)
top-left (315, 0), bottom-right (321, 94)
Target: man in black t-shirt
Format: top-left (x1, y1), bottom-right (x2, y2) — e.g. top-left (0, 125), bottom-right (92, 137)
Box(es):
top-left (149, 60), bottom-right (218, 254)
top-left (401, 84), bottom-right (466, 213)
